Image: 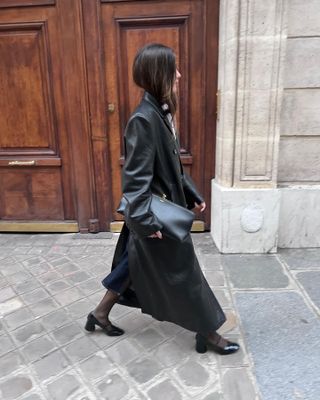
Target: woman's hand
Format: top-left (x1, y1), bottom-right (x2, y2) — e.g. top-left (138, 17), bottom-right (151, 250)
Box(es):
top-left (194, 201), bottom-right (206, 212)
top-left (149, 231), bottom-right (163, 239)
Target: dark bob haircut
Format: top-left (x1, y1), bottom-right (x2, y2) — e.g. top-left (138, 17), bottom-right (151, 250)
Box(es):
top-left (133, 43), bottom-right (177, 115)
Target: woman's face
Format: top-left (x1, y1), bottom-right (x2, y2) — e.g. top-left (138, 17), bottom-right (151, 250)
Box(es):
top-left (172, 69), bottom-right (181, 94)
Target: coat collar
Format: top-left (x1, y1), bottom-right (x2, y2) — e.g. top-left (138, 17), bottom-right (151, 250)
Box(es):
top-left (143, 92), bottom-right (175, 137)
top-left (143, 92), bottom-right (165, 115)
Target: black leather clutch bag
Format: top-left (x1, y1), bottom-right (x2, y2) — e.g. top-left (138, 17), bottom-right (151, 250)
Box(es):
top-left (117, 194), bottom-right (194, 242)
top-left (150, 194), bottom-right (194, 242)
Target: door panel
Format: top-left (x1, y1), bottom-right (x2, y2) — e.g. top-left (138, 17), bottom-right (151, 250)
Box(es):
top-left (101, 0), bottom-right (209, 223)
top-left (0, 1), bottom-right (55, 8)
top-left (2, 170), bottom-right (63, 219)
top-left (0, 22), bottom-right (58, 159)
top-left (0, 4), bottom-right (76, 226)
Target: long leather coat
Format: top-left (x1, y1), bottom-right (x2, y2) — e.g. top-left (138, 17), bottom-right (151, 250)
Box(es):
top-left (111, 92), bottom-right (226, 334)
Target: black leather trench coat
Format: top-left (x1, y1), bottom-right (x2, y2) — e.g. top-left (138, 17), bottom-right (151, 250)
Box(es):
top-left (111, 92), bottom-right (226, 334)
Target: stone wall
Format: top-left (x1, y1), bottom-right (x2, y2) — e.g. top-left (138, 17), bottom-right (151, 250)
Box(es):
top-left (212, 0), bottom-right (320, 252)
top-left (278, 0), bottom-right (320, 247)
top-left (279, 0), bottom-right (320, 184)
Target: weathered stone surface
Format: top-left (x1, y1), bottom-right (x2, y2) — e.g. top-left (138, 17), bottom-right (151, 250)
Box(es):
top-left (32, 350), bottom-right (69, 381)
top-left (62, 336), bottom-right (99, 363)
top-left (0, 258), bottom-right (24, 276)
top-left (221, 368), bottom-right (257, 400)
top-left (25, 262), bottom-right (51, 276)
top-left (11, 321), bottom-right (46, 345)
top-left (46, 373), bottom-right (82, 400)
top-left (287, 0), bottom-right (320, 36)
top-left (279, 248), bottom-right (320, 270)
top-left (20, 393), bottom-right (43, 400)
top-left (78, 351), bottom-right (113, 381)
top-left (200, 254), bottom-right (223, 271)
top-left (0, 334), bottom-right (15, 356)
top-left (211, 289), bottom-right (232, 308)
top-left (96, 373), bottom-right (129, 400)
top-left (36, 270), bottom-right (61, 285)
top-left (4, 307), bottom-right (34, 330)
top-left (4, 231), bottom-right (318, 400)
top-left (29, 297), bottom-right (60, 318)
top-left (126, 357), bottom-right (163, 384)
top-left (21, 288), bottom-right (49, 305)
top-left (64, 298), bottom-right (94, 318)
top-left (21, 335), bottom-right (56, 362)
top-left (235, 291), bottom-right (320, 400)
top-left (296, 271), bottom-right (320, 309)
top-left (7, 271), bottom-right (32, 285)
top-left (204, 271), bottom-right (225, 287)
top-left (0, 286), bottom-right (15, 302)
top-left (148, 379), bottom-right (182, 400)
top-left (52, 322), bottom-right (84, 345)
top-left (0, 350), bottom-right (25, 377)
top-left (114, 309), bottom-right (152, 335)
top-left (39, 308), bottom-right (71, 331)
top-left (281, 89), bottom-right (320, 136)
top-left (46, 279), bottom-right (72, 294)
top-left (0, 375), bottom-right (33, 400)
top-left (223, 255), bottom-right (289, 288)
top-left (22, 256), bottom-right (44, 267)
top-left (278, 137), bottom-right (320, 182)
top-left (65, 271), bottom-right (91, 285)
top-left (107, 337), bottom-right (142, 365)
top-left (217, 310), bottom-right (238, 335)
top-left (211, 182), bottom-right (281, 254)
top-left (0, 296), bottom-right (24, 316)
top-left (284, 38), bottom-right (320, 88)
top-left (76, 278), bottom-right (102, 296)
top-left (11, 278), bottom-right (40, 295)
top-left (55, 262), bottom-right (80, 276)
top-left (133, 327), bottom-right (165, 350)
top-left (176, 359), bottom-right (211, 387)
top-left (53, 286), bottom-right (83, 306)
top-left (201, 393), bottom-right (223, 400)
top-left (278, 188), bottom-right (320, 248)
top-left (153, 339), bottom-right (188, 368)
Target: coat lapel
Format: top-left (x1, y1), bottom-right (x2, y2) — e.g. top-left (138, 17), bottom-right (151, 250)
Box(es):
top-left (143, 92), bottom-right (183, 173)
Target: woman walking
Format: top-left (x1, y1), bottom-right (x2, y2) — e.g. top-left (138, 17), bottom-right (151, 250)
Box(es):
top-left (85, 43), bottom-right (239, 355)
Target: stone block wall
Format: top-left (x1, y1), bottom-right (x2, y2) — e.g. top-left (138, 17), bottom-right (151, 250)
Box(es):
top-left (212, 0), bottom-right (320, 252)
top-left (278, 0), bottom-right (320, 247)
top-left (279, 0), bottom-right (320, 185)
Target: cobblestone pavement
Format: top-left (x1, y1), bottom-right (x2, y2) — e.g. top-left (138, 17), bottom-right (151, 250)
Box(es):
top-left (0, 232), bottom-right (319, 400)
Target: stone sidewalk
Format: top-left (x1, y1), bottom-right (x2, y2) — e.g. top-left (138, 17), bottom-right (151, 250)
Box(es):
top-left (0, 232), bottom-right (319, 400)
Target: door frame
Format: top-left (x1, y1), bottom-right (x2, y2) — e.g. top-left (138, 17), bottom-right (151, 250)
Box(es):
top-left (82, 0), bottom-right (220, 231)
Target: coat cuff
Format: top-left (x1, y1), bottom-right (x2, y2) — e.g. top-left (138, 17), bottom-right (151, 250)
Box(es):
top-left (182, 174), bottom-right (204, 209)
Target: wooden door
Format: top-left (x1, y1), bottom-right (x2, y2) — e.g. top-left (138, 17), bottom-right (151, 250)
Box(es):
top-left (84, 0), bottom-right (219, 230)
top-left (0, 1), bottom-right (97, 232)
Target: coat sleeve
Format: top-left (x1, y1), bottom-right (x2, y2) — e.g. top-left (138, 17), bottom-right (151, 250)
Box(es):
top-left (175, 135), bottom-right (204, 208)
top-left (121, 114), bottom-right (163, 237)
top-left (181, 172), bottom-right (205, 209)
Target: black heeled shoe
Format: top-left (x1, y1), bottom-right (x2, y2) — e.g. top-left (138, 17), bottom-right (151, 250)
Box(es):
top-left (85, 312), bottom-right (124, 336)
top-left (195, 333), bottom-right (240, 355)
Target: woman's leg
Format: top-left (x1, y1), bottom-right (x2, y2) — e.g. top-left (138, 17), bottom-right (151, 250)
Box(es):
top-left (85, 279), bottom-right (130, 336)
top-left (93, 289), bottom-right (122, 325)
top-left (85, 238), bottom-right (130, 336)
top-left (93, 274), bottom-right (131, 326)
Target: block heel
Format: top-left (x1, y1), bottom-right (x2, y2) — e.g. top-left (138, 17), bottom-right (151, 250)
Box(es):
top-left (195, 333), bottom-right (208, 353)
top-left (85, 316), bottom-right (96, 332)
